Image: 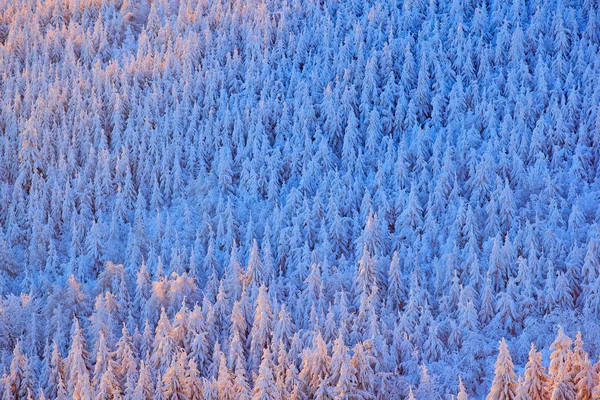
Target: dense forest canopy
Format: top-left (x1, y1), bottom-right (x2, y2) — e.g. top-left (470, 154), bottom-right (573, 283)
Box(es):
top-left (0, 0), bottom-right (599, 398)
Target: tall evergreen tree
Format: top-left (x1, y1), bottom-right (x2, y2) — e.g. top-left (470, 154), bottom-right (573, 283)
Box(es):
top-left (524, 343), bottom-right (550, 400)
top-left (487, 339), bottom-right (518, 400)
top-left (67, 318), bottom-right (92, 400)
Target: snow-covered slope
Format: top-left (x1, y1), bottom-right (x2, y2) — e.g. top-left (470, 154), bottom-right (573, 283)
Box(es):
top-left (0, 0), bottom-right (599, 397)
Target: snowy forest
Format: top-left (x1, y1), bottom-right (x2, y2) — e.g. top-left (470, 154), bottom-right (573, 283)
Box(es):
top-left (0, 0), bottom-right (599, 397)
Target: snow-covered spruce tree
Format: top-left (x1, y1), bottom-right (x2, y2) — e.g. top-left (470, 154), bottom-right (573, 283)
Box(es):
top-left (66, 318), bottom-right (92, 399)
top-left (487, 339), bottom-right (517, 400)
top-left (6, 341), bottom-right (34, 399)
top-left (252, 347), bottom-right (277, 400)
top-left (524, 343), bottom-right (550, 400)
top-left (548, 326), bottom-right (574, 389)
top-left (162, 350), bottom-right (187, 400)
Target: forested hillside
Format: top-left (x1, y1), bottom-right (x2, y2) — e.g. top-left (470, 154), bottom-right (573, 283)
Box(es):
top-left (0, 0), bottom-right (599, 398)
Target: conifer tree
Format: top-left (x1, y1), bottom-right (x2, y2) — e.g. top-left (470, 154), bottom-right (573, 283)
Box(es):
top-left (152, 308), bottom-right (176, 374)
top-left (549, 326), bottom-right (573, 384)
top-left (216, 353), bottom-right (235, 400)
top-left (162, 351), bottom-right (187, 400)
top-left (92, 331), bottom-right (112, 389)
top-left (422, 323), bottom-right (444, 363)
top-left (67, 318), bottom-right (92, 400)
top-left (185, 359), bottom-right (203, 400)
top-left (46, 341), bottom-right (65, 399)
top-left (329, 331), bottom-right (350, 388)
top-left (575, 353), bottom-right (597, 400)
top-left (355, 243), bottom-right (378, 297)
top-left (249, 286), bottom-right (273, 372)
top-left (551, 365), bottom-right (577, 400)
top-left (514, 377), bottom-right (529, 400)
top-left (334, 360), bottom-right (361, 400)
top-left (416, 364), bottom-right (441, 400)
top-left (351, 342), bottom-right (376, 397)
top-left (7, 341), bottom-right (33, 399)
top-left (387, 251), bottom-right (405, 310)
top-left (134, 360), bottom-right (153, 400)
top-left (487, 339), bottom-right (517, 400)
top-left (247, 239), bottom-right (264, 290)
top-left (94, 362), bottom-right (120, 400)
top-left (252, 347), bottom-right (277, 400)
top-left (232, 356), bottom-right (251, 400)
top-left (299, 331), bottom-right (331, 396)
top-left (524, 343), bottom-right (550, 400)
top-left (115, 324), bottom-right (137, 396)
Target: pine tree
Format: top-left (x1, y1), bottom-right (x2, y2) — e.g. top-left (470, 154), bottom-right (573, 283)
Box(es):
top-left (46, 341), bottom-right (65, 399)
top-left (185, 359), bottom-right (203, 400)
top-left (7, 341), bottom-right (34, 399)
top-left (249, 285), bottom-right (273, 372)
top-left (334, 360), bottom-right (361, 400)
top-left (92, 331), bottom-right (112, 389)
top-left (480, 278), bottom-right (496, 326)
top-left (387, 251), bottom-right (405, 310)
top-left (549, 326), bottom-right (573, 383)
top-left (216, 353), bottom-right (235, 400)
top-left (329, 331), bottom-right (350, 388)
top-left (575, 353), bottom-right (597, 400)
top-left (551, 365), bottom-right (577, 400)
top-left (67, 317), bottom-right (92, 400)
top-left (94, 363), bottom-right (120, 400)
top-left (495, 280), bottom-right (519, 335)
top-left (524, 343), bottom-right (550, 400)
top-left (152, 308), bottom-right (176, 374)
top-left (350, 342), bottom-right (376, 398)
top-left (232, 356), bottom-right (251, 400)
top-left (162, 351), bottom-right (187, 400)
top-left (355, 243), bottom-right (377, 297)
top-left (56, 375), bottom-right (69, 400)
top-left (416, 364), bottom-right (441, 400)
top-left (247, 239), bottom-right (264, 289)
top-left (298, 330), bottom-right (331, 396)
top-left (0, 1), bottom-right (599, 399)
top-left (422, 323), bottom-right (444, 363)
top-left (114, 324), bottom-right (137, 396)
top-left (272, 304), bottom-right (294, 351)
top-left (154, 372), bottom-right (167, 400)
top-left (134, 360), bottom-right (153, 400)
top-left (487, 338), bottom-right (518, 400)
top-left (252, 347), bottom-right (277, 400)
top-left (514, 377), bottom-right (530, 400)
